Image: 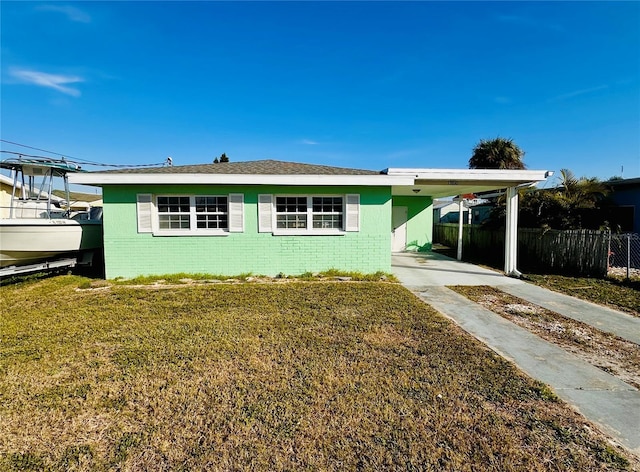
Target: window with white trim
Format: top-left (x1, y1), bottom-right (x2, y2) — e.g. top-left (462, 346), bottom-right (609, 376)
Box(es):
top-left (157, 196), bottom-right (191, 230)
top-left (195, 196), bottom-right (228, 229)
top-left (276, 196), bottom-right (308, 229)
top-left (264, 195), bottom-right (352, 234)
top-left (135, 194), bottom-right (244, 235)
top-left (275, 196), bottom-right (344, 231)
top-left (312, 196), bottom-right (343, 229)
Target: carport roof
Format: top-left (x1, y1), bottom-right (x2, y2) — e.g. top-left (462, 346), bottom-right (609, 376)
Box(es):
top-left (385, 168), bottom-right (553, 197)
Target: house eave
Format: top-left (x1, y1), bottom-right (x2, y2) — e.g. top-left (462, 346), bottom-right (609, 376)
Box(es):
top-left (386, 168), bottom-right (552, 198)
top-left (68, 173), bottom-right (414, 187)
top-left (68, 166), bottom-right (552, 198)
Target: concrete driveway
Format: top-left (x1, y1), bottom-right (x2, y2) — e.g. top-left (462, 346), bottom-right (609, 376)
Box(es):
top-left (392, 251), bottom-right (640, 457)
top-left (391, 251), bottom-right (523, 288)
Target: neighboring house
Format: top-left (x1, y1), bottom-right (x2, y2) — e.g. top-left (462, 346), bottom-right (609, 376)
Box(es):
top-left (433, 199), bottom-right (469, 224)
top-left (0, 174), bottom-right (16, 217)
top-left (52, 190), bottom-right (104, 209)
top-left (470, 204), bottom-right (494, 225)
top-left (433, 198), bottom-right (492, 224)
top-left (607, 177), bottom-right (640, 233)
top-left (70, 160), bottom-right (550, 278)
top-left (434, 197), bottom-right (491, 224)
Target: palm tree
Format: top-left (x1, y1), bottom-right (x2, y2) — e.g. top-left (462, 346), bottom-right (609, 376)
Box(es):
top-left (517, 169), bottom-right (609, 229)
top-left (555, 168), bottom-right (608, 209)
top-left (469, 137), bottom-right (526, 170)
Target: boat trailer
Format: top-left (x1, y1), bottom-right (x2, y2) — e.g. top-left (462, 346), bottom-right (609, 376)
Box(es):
top-left (0, 258), bottom-right (78, 277)
top-left (0, 251), bottom-right (96, 278)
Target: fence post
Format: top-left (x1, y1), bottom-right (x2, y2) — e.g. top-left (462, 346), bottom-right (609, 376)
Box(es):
top-left (607, 230), bottom-right (611, 273)
top-left (627, 233), bottom-right (631, 280)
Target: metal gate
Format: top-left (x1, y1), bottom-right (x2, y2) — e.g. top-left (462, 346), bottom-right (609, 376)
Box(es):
top-left (608, 233), bottom-right (640, 279)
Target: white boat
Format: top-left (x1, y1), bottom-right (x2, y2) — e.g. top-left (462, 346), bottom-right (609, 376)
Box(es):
top-left (0, 158), bottom-right (103, 270)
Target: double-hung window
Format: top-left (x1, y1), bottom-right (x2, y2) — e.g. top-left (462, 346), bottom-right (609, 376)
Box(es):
top-left (258, 194), bottom-right (358, 234)
top-left (157, 196), bottom-right (191, 230)
top-left (195, 196), bottom-right (228, 229)
top-left (275, 196), bottom-right (343, 231)
top-left (276, 197), bottom-right (308, 229)
top-left (136, 194), bottom-right (244, 235)
top-left (312, 197), bottom-right (343, 229)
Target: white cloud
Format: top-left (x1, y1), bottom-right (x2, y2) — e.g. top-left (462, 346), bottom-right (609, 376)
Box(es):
top-left (301, 139), bottom-right (319, 145)
top-left (549, 85), bottom-right (608, 102)
top-left (37, 5), bottom-right (91, 23)
top-left (10, 68), bottom-right (84, 97)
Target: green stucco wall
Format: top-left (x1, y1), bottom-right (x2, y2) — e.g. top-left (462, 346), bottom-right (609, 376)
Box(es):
top-left (392, 196), bottom-right (433, 251)
top-left (101, 185), bottom-right (392, 278)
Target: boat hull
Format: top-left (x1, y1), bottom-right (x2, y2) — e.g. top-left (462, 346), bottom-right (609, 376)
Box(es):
top-left (0, 219), bottom-right (103, 268)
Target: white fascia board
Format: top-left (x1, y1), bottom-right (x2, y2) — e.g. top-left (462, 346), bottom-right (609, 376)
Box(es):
top-left (68, 172), bottom-right (414, 186)
top-left (385, 168), bottom-right (551, 182)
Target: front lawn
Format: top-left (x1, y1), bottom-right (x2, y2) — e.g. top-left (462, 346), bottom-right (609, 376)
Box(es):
top-left (0, 277), bottom-right (633, 470)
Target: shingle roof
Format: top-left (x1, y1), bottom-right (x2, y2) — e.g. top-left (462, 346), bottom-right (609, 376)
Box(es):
top-left (103, 160), bottom-right (381, 176)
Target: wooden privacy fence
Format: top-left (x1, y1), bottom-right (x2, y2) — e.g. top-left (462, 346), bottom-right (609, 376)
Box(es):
top-left (433, 224), bottom-right (610, 277)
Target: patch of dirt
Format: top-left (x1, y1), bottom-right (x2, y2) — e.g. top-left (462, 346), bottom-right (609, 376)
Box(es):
top-left (608, 266), bottom-right (640, 279)
top-left (75, 276), bottom-right (392, 292)
top-left (450, 286), bottom-right (640, 390)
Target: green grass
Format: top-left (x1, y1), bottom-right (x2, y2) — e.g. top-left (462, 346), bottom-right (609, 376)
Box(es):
top-left (525, 274), bottom-right (640, 317)
top-left (0, 276), bottom-right (634, 470)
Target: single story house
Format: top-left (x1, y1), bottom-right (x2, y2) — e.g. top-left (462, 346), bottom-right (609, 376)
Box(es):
top-left (69, 160), bottom-right (551, 278)
top-left (433, 199), bottom-right (470, 224)
top-left (607, 177), bottom-right (640, 233)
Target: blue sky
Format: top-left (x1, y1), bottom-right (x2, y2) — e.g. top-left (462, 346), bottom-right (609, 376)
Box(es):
top-left (1, 1), bottom-right (639, 184)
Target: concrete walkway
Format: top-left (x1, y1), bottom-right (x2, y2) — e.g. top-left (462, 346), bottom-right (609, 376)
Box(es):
top-left (496, 283), bottom-right (640, 345)
top-left (392, 252), bottom-right (640, 456)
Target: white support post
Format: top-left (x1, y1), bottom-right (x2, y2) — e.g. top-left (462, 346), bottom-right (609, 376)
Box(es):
top-left (457, 199), bottom-right (463, 261)
top-left (504, 186), bottom-right (521, 277)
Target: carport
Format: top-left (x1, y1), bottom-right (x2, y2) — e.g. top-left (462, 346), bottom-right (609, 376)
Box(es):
top-left (386, 167), bottom-right (553, 277)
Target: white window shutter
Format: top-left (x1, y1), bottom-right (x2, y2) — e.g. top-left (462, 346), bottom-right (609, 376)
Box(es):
top-left (228, 193), bottom-right (244, 232)
top-left (345, 194), bottom-right (360, 232)
top-left (258, 194), bottom-right (273, 233)
top-left (136, 194), bottom-right (153, 233)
